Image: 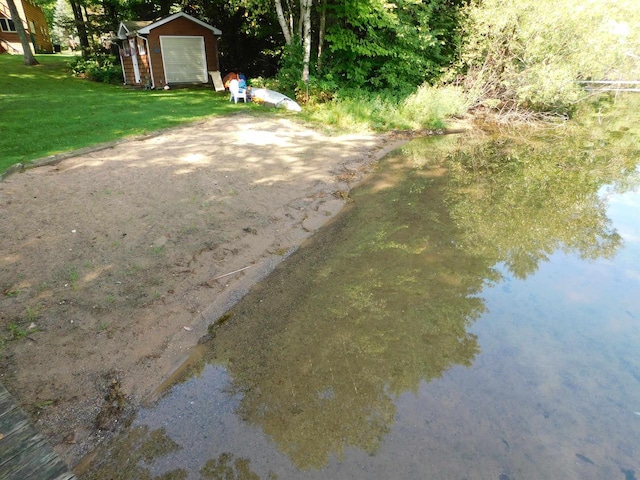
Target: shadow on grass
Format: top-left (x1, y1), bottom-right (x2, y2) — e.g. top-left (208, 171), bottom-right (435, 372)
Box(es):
top-left (0, 54), bottom-right (250, 172)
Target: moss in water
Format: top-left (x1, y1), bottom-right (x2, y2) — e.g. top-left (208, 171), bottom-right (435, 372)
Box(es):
top-left (153, 470), bottom-right (189, 480)
top-left (156, 470), bottom-right (188, 480)
top-left (81, 425), bottom-right (184, 480)
top-left (206, 312), bottom-right (233, 338)
top-left (94, 377), bottom-right (129, 431)
top-left (199, 452), bottom-right (271, 480)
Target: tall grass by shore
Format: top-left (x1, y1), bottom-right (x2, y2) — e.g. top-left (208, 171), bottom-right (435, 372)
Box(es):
top-left (302, 84), bottom-right (470, 132)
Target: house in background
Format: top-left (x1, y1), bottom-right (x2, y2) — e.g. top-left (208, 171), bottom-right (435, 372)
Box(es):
top-left (0, 0), bottom-right (52, 54)
top-left (116, 12), bottom-right (222, 89)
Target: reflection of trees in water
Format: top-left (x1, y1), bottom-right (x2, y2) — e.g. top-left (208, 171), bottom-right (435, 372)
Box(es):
top-left (209, 108), bottom-right (639, 470)
top-left (200, 452), bottom-right (264, 479)
top-left (83, 426), bottom-right (265, 480)
top-left (82, 99), bottom-right (640, 479)
top-left (82, 426), bottom-right (188, 480)
top-left (211, 145), bottom-right (488, 469)
top-left (442, 106), bottom-right (639, 279)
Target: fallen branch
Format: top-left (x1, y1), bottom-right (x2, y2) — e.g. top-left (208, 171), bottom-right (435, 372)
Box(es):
top-left (211, 264), bottom-right (256, 281)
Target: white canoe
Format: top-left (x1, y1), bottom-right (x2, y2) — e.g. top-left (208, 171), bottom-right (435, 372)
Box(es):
top-left (250, 88), bottom-right (302, 112)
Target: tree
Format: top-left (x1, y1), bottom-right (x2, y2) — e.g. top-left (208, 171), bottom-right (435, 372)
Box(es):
top-left (321, 0), bottom-right (463, 90)
top-left (453, 0), bottom-right (640, 116)
top-left (68, 0), bottom-right (90, 56)
top-left (275, 0), bottom-right (292, 44)
top-left (248, 0), bottom-right (464, 93)
top-left (51, 0), bottom-right (75, 48)
top-left (5, 0), bottom-right (39, 65)
top-left (300, 0), bottom-right (311, 82)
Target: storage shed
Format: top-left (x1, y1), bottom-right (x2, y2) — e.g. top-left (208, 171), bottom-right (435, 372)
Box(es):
top-left (116, 12), bottom-right (221, 89)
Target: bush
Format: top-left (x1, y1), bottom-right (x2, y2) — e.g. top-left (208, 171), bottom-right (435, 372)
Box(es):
top-left (275, 37), bottom-right (304, 96)
top-left (451, 0), bottom-right (640, 117)
top-left (515, 64), bottom-right (582, 116)
top-left (69, 54), bottom-right (123, 85)
top-left (293, 75), bottom-right (338, 105)
top-left (302, 83), bottom-right (471, 132)
top-left (400, 84), bottom-right (470, 129)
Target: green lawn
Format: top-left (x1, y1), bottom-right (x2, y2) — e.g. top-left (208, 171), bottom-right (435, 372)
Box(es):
top-left (0, 54), bottom-right (244, 173)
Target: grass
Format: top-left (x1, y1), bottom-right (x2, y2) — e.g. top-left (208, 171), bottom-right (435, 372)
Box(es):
top-left (1, 53), bottom-right (472, 175)
top-left (7, 321), bottom-right (28, 340)
top-left (302, 85), bottom-right (471, 132)
top-left (0, 54), bottom-right (243, 173)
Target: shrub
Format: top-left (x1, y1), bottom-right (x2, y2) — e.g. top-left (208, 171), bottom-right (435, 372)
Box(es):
top-left (302, 83), bottom-right (471, 132)
top-left (451, 0), bottom-right (640, 117)
top-left (69, 54), bottom-right (123, 85)
top-left (275, 37), bottom-right (304, 96)
top-left (294, 75), bottom-right (338, 105)
top-left (400, 85), bottom-right (471, 129)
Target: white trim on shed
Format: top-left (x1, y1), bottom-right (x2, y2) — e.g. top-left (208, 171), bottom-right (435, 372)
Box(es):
top-left (138, 12), bottom-right (222, 36)
top-left (160, 35), bottom-right (208, 83)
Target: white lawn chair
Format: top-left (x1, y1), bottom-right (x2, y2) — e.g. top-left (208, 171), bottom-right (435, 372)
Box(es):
top-left (229, 79), bottom-right (247, 103)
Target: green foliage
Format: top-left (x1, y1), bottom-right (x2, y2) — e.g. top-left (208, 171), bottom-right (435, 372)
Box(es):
top-left (7, 321), bottom-right (28, 340)
top-left (275, 36), bottom-right (305, 95)
top-left (295, 75), bottom-right (339, 105)
top-left (303, 85), bottom-right (469, 131)
top-left (452, 0), bottom-right (640, 116)
top-left (443, 95), bottom-right (640, 277)
top-left (50, 0), bottom-right (74, 46)
top-left (401, 84), bottom-right (470, 128)
top-left (304, 90), bottom-right (406, 132)
top-left (323, 0), bottom-right (463, 90)
top-left (68, 54), bottom-right (123, 84)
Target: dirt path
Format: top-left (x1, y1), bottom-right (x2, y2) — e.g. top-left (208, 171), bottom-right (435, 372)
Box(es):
top-left (0, 113), bottom-right (402, 467)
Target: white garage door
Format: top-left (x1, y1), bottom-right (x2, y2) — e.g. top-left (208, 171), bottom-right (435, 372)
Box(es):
top-left (160, 36), bottom-right (207, 83)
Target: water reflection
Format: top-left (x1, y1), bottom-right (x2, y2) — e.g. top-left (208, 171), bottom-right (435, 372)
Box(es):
top-left (82, 97), bottom-right (640, 479)
top-left (210, 141), bottom-right (487, 468)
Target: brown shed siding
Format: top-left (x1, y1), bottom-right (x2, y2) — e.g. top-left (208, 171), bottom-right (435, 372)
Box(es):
top-left (139, 52), bottom-right (151, 83)
top-left (145, 17), bottom-right (219, 87)
top-left (120, 37), bottom-right (151, 85)
top-left (117, 14), bottom-right (220, 89)
top-left (121, 56), bottom-right (135, 84)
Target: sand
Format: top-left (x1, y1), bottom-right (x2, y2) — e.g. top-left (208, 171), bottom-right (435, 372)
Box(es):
top-left (0, 113), bottom-right (402, 467)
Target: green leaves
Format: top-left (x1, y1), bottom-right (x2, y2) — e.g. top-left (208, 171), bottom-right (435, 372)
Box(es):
top-left (324, 0), bottom-right (462, 90)
top-left (454, 0), bottom-right (640, 115)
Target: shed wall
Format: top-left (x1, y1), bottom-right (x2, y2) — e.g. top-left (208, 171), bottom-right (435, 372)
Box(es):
top-left (145, 17), bottom-right (219, 87)
top-left (120, 36), bottom-right (150, 86)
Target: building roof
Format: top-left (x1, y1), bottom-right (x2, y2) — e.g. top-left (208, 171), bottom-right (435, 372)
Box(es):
top-left (117, 20), bottom-right (152, 39)
top-left (138, 12), bottom-right (221, 35)
top-left (116, 13), bottom-right (222, 40)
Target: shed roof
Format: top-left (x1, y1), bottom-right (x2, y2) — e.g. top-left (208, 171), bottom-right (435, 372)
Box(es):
top-left (117, 20), bottom-right (152, 39)
top-left (138, 12), bottom-right (222, 36)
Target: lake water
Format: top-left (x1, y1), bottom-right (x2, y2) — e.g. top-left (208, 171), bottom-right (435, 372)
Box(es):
top-left (82, 98), bottom-right (640, 480)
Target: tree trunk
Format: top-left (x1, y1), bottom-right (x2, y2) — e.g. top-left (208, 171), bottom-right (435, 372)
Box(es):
top-left (301, 0), bottom-right (312, 82)
top-left (69, 0), bottom-right (90, 56)
top-left (275, 0), bottom-right (292, 44)
top-left (317, 0), bottom-right (326, 72)
top-left (5, 0), bottom-right (38, 65)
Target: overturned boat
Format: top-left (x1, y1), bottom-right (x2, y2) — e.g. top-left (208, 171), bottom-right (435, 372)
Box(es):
top-left (250, 88), bottom-right (302, 112)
